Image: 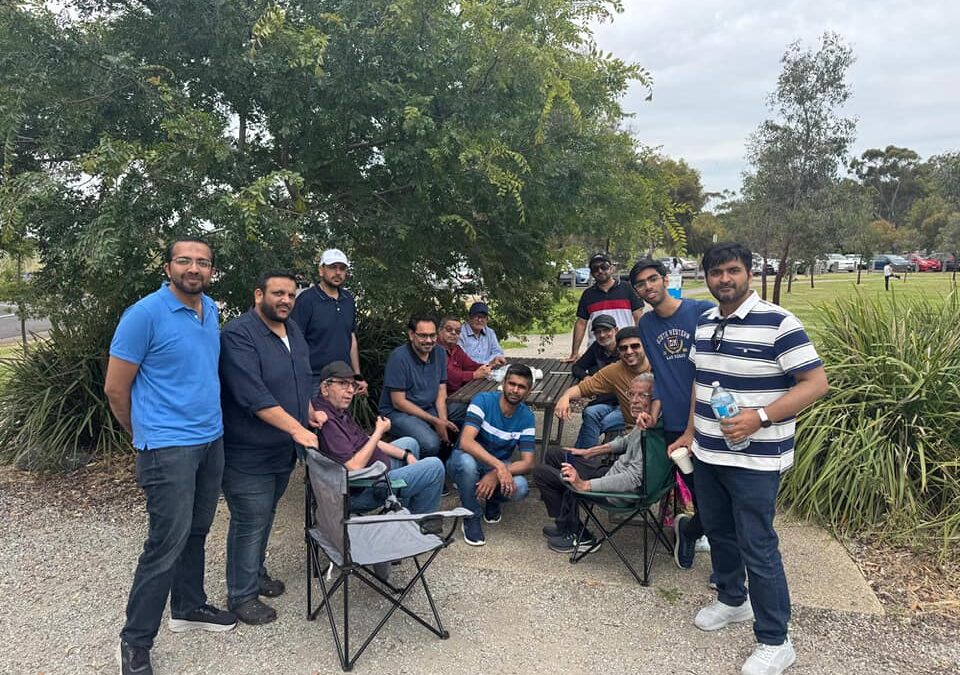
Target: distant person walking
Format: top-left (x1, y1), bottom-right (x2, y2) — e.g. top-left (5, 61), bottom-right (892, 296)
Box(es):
top-left (883, 262), bottom-right (899, 291)
top-left (105, 239), bottom-right (236, 675)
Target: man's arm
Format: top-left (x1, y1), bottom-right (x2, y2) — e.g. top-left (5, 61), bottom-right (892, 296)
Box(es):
top-left (564, 318), bottom-right (588, 362)
top-left (554, 382), bottom-right (585, 420)
top-left (349, 333), bottom-right (367, 395)
top-left (571, 344), bottom-right (597, 380)
top-left (343, 416), bottom-right (391, 471)
top-left (667, 382), bottom-right (697, 454)
top-left (720, 366), bottom-right (829, 441)
top-left (254, 406), bottom-right (318, 449)
top-left (104, 356), bottom-right (139, 434)
top-left (632, 307), bottom-right (644, 322)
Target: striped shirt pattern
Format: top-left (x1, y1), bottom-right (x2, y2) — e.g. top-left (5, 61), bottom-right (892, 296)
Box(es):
top-left (689, 292), bottom-right (822, 472)
top-left (576, 281), bottom-right (643, 347)
top-left (462, 391), bottom-right (536, 462)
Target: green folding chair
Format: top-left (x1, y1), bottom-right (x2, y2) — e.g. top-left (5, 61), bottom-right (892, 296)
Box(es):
top-left (565, 427), bottom-right (676, 586)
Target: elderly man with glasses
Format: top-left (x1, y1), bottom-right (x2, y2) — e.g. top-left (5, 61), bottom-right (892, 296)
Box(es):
top-left (563, 253), bottom-right (644, 363)
top-left (315, 361), bottom-right (444, 515)
top-left (378, 313), bottom-right (458, 459)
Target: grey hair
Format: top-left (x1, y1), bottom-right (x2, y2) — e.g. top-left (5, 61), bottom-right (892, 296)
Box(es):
top-left (632, 372), bottom-right (655, 386)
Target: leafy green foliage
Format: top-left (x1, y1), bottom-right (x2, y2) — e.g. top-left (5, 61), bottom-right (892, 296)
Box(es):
top-left (781, 292), bottom-right (960, 557)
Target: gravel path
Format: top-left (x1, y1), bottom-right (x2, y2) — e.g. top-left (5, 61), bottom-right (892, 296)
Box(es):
top-left (2, 468), bottom-right (958, 675)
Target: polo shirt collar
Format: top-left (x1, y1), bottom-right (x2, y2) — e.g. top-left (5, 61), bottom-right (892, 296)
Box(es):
top-left (158, 282), bottom-right (207, 313)
top-left (705, 291), bottom-right (760, 321)
top-left (406, 342), bottom-right (437, 364)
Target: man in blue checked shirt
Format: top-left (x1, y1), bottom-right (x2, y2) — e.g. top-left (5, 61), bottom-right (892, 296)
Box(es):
top-left (669, 242), bottom-right (828, 675)
top-left (447, 363), bottom-right (537, 546)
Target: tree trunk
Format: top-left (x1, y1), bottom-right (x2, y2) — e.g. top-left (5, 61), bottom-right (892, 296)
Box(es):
top-left (16, 251), bottom-right (26, 347)
top-left (809, 267), bottom-right (814, 288)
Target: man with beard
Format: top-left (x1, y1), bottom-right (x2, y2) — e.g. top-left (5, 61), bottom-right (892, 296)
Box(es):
top-left (570, 313), bottom-right (623, 448)
top-left (219, 270), bottom-right (328, 625)
top-left (106, 239), bottom-right (236, 675)
top-left (290, 248), bottom-right (367, 395)
top-left (447, 364), bottom-right (537, 546)
top-left (669, 242), bottom-right (828, 675)
top-left (379, 313), bottom-right (457, 458)
top-left (563, 253), bottom-right (643, 362)
top-left (629, 258), bottom-right (715, 571)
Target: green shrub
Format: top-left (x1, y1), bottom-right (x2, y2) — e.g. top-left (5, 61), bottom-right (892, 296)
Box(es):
top-left (782, 290), bottom-right (960, 557)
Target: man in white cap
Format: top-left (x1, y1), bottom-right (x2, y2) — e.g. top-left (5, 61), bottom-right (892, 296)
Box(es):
top-left (291, 248), bottom-right (367, 395)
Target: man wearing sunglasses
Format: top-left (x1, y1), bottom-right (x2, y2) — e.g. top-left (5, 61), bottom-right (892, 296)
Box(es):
top-left (668, 242), bottom-right (828, 675)
top-left (563, 253), bottom-right (644, 363)
top-left (555, 326), bottom-right (652, 435)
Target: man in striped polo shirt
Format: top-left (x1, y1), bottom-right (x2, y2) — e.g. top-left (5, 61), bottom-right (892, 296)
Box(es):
top-left (669, 242), bottom-right (828, 675)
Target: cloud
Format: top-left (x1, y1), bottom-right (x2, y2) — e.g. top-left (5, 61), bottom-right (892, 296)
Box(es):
top-left (591, 0), bottom-right (960, 195)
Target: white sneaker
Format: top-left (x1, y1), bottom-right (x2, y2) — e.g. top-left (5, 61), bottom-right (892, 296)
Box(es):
top-left (694, 598), bottom-right (754, 631)
top-left (741, 638), bottom-right (796, 675)
top-left (695, 535), bottom-right (711, 552)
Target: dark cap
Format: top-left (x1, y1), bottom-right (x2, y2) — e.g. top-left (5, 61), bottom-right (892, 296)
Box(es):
top-left (468, 301), bottom-right (489, 316)
top-left (615, 326), bottom-right (642, 344)
top-left (318, 360), bottom-right (359, 381)
top-left (589, 252), bottom-right (612, 267)
top-left (591, 314), bottom-right (617, 331)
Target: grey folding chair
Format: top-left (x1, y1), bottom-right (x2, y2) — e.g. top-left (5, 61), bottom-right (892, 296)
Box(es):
top-left (303, 447), bottom-right (471, 671)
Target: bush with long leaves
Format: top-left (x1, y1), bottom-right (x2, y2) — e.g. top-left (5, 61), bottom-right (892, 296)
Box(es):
top-left (782, 290), bottom-right (960, 556)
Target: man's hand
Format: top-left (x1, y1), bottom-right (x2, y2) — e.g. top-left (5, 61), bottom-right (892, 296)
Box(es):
top-left (475, 470), bottom-right (499, 500)
top-left (560, 462), bottom-right (587, 491)
top-left (635, 411), bottom-right (655, 430)
top-left (719, 409), bottom-right (762, 446)
top-left (560, 353), bottom-right (579, 363)
top-left (667, 430), bottom-right (694, 457)
top-left (292, 426), bottom-right (319, 449)
top-left (374, 415), bottom-right (391, 436)
top-left (433, 418), bottom-right (458, 444)
top-left (562, 445), bottom-right (588, 457)
top-left (555, 397), bottom-right (572, 421)
top-left (355, 379), bottom-right (369, 396)
top-left (473, 365), bottom-right (492, 380)
top-left (487, 355), bottom-right (507, 368)
top-left (405, 451), bottom-right (417, 465)
top-left (308, 408), bottom-right (328, 429)
top-left (493, 462), bottom-right (516, 497)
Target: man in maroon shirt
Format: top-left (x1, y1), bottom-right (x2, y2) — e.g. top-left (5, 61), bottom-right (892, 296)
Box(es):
top-left (314, 361), bottom-right (444, 514)
top-left (438, 316), bottom-right (493, 394)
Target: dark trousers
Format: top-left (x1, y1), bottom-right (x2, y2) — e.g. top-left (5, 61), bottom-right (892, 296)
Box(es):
top-left (693, 456), bottom-right (790, 645)
top-left (222, 465), bottom-right (292, 608)
top-left (121, 438), bottom-right (225, 649)
top-left (532, 448), bottom-right (609, 533)
top-left (664, 430), bottom-right (704, 540)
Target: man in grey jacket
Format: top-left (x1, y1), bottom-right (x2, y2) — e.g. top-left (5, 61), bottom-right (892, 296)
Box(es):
top-left (532, 372), bottom-right (658, 554)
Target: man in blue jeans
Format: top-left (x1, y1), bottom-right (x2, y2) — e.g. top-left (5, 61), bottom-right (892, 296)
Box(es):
top-left (378, 313), bottom-right (459, 458)
top-left (105, 239), bottom-right (236, 675)
top-left (571, 313), bottom-right (622, 447)
top-left (669, 242), bottom-right (828, 675)
top-left (219, 270), bottom-right (329, 626)
top-left (316, 360), bottom-right (444, 515)
top-left (447, 364), bottom-right (537, 546)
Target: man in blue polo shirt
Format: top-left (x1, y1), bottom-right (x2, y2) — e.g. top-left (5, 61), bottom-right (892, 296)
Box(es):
top-left (458, 301), bottom-right (508, 366)
top-left (105, 239), bottom-right (236, 675)
top-left (290, 248), bottom-right (367, 395)
top-left (379, 313), bottom-right (458, 458)
top-left (447, 364), bottom-right (537, 546)
top-left (220, 270), bottom-right (328, 626)
top-left (669, 242), bottom-right (828, 675)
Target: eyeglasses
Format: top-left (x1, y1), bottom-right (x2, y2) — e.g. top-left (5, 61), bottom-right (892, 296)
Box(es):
top-left (590, 263), bottom-right (611, 273)
top-left (632, 392), bottom-right (653, 400)
top-left (171, 256), bottom-right (213, 269)
top-left (414, 332), bottom-right (437, 340)
top-left (617, 343), bottom-right (642, 353)
top-left (326, 378), bottom-right (358, 390)
top-left (632, 273), bottom-right (661, 290)
top-left (711, 319), bottom-right (729, 352)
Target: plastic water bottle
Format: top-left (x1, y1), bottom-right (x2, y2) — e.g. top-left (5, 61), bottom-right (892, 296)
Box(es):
top-left (709, 381), bottom-right (750, 451)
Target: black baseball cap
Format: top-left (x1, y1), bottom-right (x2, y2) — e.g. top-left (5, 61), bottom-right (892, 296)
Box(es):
top-left (592, 314), bottom-right (617, 331)
top-left (318, 361), bottom-right (360, 381)
top-left (468, 301), bottom-right (489, 316)
top-left (588, 253), bottom-right (612, 268)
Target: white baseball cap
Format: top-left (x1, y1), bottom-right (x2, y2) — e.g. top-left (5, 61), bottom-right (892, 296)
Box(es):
top-left (320, 248), bottom-right (350, 267)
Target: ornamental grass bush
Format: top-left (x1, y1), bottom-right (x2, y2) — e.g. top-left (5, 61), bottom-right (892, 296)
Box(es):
top-left (782, 290), bottom-right (960, 557)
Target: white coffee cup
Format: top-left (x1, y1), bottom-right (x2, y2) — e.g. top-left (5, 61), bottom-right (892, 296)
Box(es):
top-left (670, 446), bottom-right (694, 474)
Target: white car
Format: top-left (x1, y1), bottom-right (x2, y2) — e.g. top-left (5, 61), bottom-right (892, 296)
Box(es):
top-left (823, 254), bottom-right (854, 272)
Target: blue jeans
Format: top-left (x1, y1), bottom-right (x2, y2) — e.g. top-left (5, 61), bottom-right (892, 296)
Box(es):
top-left (350, 437), bottom-right (444, 514)
top-left (445, 448), bottom-right (530, 521)
top-left (575, 402), bottom-right (624, 448)
top-left (121, 438), bottom-right (224, 649)
top-left (385, 410), bottom-right (443, 457)
top-left (693, 456), bottom-right (790, 645)
top-left (221, 465), bottom-right (292, 608)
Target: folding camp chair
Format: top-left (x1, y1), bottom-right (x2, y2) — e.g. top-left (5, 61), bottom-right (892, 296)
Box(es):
top-left (565, 427), bottom-right (675, 586)
top-left (303, 446), bottom-right (471, 671)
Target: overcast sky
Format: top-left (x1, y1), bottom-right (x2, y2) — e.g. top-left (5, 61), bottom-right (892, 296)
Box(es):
top-left (590, 0), bottom-right (959, 197)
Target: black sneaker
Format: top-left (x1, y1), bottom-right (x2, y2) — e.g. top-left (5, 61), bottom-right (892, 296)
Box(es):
top-left (259, 572), bottom-right (285, 598)
top-left (168, 603), bottom-right (237, 633)
top-left (232, 598), bottom-right (277, 626)
top-left (483, 500), bottom-right (502, 524)
top-left (541, 522), bottom-right (562, 538)
top-left (547, 530), bottom-right (600, 554)
top-left (117, 640), bottom-right (152, 675)
top-left (673, 513), bottom-right (696, 569)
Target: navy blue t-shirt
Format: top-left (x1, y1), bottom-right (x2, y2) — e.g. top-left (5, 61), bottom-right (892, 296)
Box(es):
top-left (378, 344), bottom-right (447, 416)
top-left (638, 299), bottom-right (715, 432)
top-left (289, 285), bottom-right (356, 375)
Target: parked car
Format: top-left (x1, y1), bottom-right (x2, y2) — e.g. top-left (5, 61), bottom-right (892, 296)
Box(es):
top-left (907, 253), bottom-right (941, 272)
top-left (752, 255), bottom-right (777, 276)
top-left (931, 252), bottom-right (957, 271)
top-left (872, 255), bottom-right (914, 273)
top-left (846, 254), bottom-right (868, 270)
top-left (558, 267), bottom-right (590, 287)
top-left (823, 253), bottom-right (855, 272)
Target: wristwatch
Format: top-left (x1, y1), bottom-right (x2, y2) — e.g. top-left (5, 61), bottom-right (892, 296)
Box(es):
top-left (402, 449), bottom-right (411, 462)
top-left (757, 408), bottom-right (772, 428)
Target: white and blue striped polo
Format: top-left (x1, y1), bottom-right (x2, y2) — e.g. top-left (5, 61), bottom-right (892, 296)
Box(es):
top-left (689, 291), bottom-right (822, 472)
top-left (461, 391), bottom-right (536, 462)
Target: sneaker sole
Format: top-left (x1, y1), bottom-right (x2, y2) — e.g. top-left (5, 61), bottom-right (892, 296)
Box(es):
top-left (116, 643), bottom-right (152, 675)
top-left (168, 618), bottom-right (237, 633)
top-left (482, 515), bottom-right (502, 524)
top-left (460, 523), bottom-right (485, 547)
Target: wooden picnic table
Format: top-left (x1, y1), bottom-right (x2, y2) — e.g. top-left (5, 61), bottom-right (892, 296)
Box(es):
top-left (447, 357), bottom-right (576, 461)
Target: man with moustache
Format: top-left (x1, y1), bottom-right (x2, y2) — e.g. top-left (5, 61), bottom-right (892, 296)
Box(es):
top-left (669, 242), bottom-right (828, 675)
top-left (570, 313), bottom-right (623, 448)
top-left (219, 270), bottom-right (328, 625)
top-left (447, 364), bottom-right (537, 546)
top-left (629, 257), bottom-right (715, 571)
top-left (106, 239), bottom-right (235, 675)
top-left (291, 248), bottom-right (367, 395)
top-left (563, 253), bottom-right (644, 362)
top-left (458, 301), bottom-right (509, 367)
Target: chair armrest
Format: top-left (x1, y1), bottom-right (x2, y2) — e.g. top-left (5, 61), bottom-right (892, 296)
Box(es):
top-left (565, 482), bottom-right (644, 500)
top-left (346, 507), bottom-right (473, 525)
top-left (347, 461), bottom-right (388, 481)
top-left (349, 478), bottom-right (408, 489)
